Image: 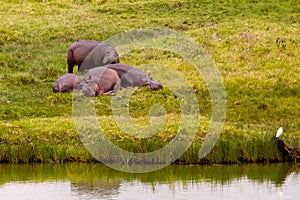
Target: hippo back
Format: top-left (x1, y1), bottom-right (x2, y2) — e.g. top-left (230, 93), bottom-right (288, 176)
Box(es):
top-left (67, 40), bottom-right (119, 73)
top-left (107, 64), bottom-right (162, 90)
top-left (79, 42), bottom-right (119, 73)
top-left (106, 64), bottom-right (147, 87)
top-left (80, 67), bottom-right (120, 96)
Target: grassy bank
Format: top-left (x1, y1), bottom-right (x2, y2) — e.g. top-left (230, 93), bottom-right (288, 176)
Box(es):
top-left (0, 0), bottom-right (299, 164)
top-left (0, 115), bottom-right (296, 164)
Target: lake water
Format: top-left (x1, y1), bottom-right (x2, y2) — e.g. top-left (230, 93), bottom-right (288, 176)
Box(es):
top-left (0, 163), bottom-right (299, 200)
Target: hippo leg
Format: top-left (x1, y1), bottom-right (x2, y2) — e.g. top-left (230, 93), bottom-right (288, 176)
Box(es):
top-left (68, 63), bottom-right (74, 73)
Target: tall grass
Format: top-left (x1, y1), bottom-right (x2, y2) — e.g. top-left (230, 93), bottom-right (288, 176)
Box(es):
top-left (0, 116), bottom-right (294, 164)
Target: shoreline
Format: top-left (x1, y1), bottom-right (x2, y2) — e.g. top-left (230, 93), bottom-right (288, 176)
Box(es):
top-left (1, 117), bottom-right (298, 164)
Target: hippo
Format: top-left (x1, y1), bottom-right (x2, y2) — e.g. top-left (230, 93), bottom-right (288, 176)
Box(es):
top-left (52, 73), bottom-right (81, 93)
top-left (80, 67), bottom-right (120, 97)
top-left (67, 40), bottom-right (119, 73)
top-left (106, 63), bottom-right (163, 90)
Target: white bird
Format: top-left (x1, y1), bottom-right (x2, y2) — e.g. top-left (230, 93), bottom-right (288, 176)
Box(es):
top-left (276, 127), bottom-right (283, 138)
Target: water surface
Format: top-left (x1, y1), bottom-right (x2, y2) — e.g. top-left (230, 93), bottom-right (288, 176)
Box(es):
top-left (0, 163), bottom-right (299, 200)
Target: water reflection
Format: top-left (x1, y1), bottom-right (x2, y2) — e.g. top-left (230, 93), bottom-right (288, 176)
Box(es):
top-left (0, 163), bottom-right (299, 200)
top-left (71, 180), bottom-right (121, 199)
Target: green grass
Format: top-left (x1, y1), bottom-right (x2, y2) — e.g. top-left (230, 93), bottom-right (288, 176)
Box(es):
top-left (0, 115), bottom-right (288, 164)
top-left (0, 0), bottom-right (299, 164)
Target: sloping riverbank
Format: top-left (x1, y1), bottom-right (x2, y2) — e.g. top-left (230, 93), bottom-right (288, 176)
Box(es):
top-left (1, 116), bottom-right (299, 164)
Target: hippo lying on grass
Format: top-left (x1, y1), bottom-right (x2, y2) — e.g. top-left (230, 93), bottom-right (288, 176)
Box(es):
top-left (106, 63), bottom-right (163, 90)
top-left (67, 40), bottom-right (119, 73)
top-left (52, 73), bottom-right (81, 93)
top-left (79, 68), bottom-right (120, 97)
top-left (79, 64), bottom-right (162, 96)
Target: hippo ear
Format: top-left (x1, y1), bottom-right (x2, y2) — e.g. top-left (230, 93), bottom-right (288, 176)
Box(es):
top-left (147, 73), bottom-right (153, 80)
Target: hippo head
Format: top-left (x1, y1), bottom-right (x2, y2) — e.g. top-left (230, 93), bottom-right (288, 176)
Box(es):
top-left (103, 49), bottom-right (119, 64)
top-left (79, 76), bottom-right (101, 97)
top-left (139, 75), bottom-right (163, 90)
top-left (98, 44), bottom-right (119, 65)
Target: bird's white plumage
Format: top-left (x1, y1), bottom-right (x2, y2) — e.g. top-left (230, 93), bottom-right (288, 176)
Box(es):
top-left (276, 127), bottom-right (283, 138)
